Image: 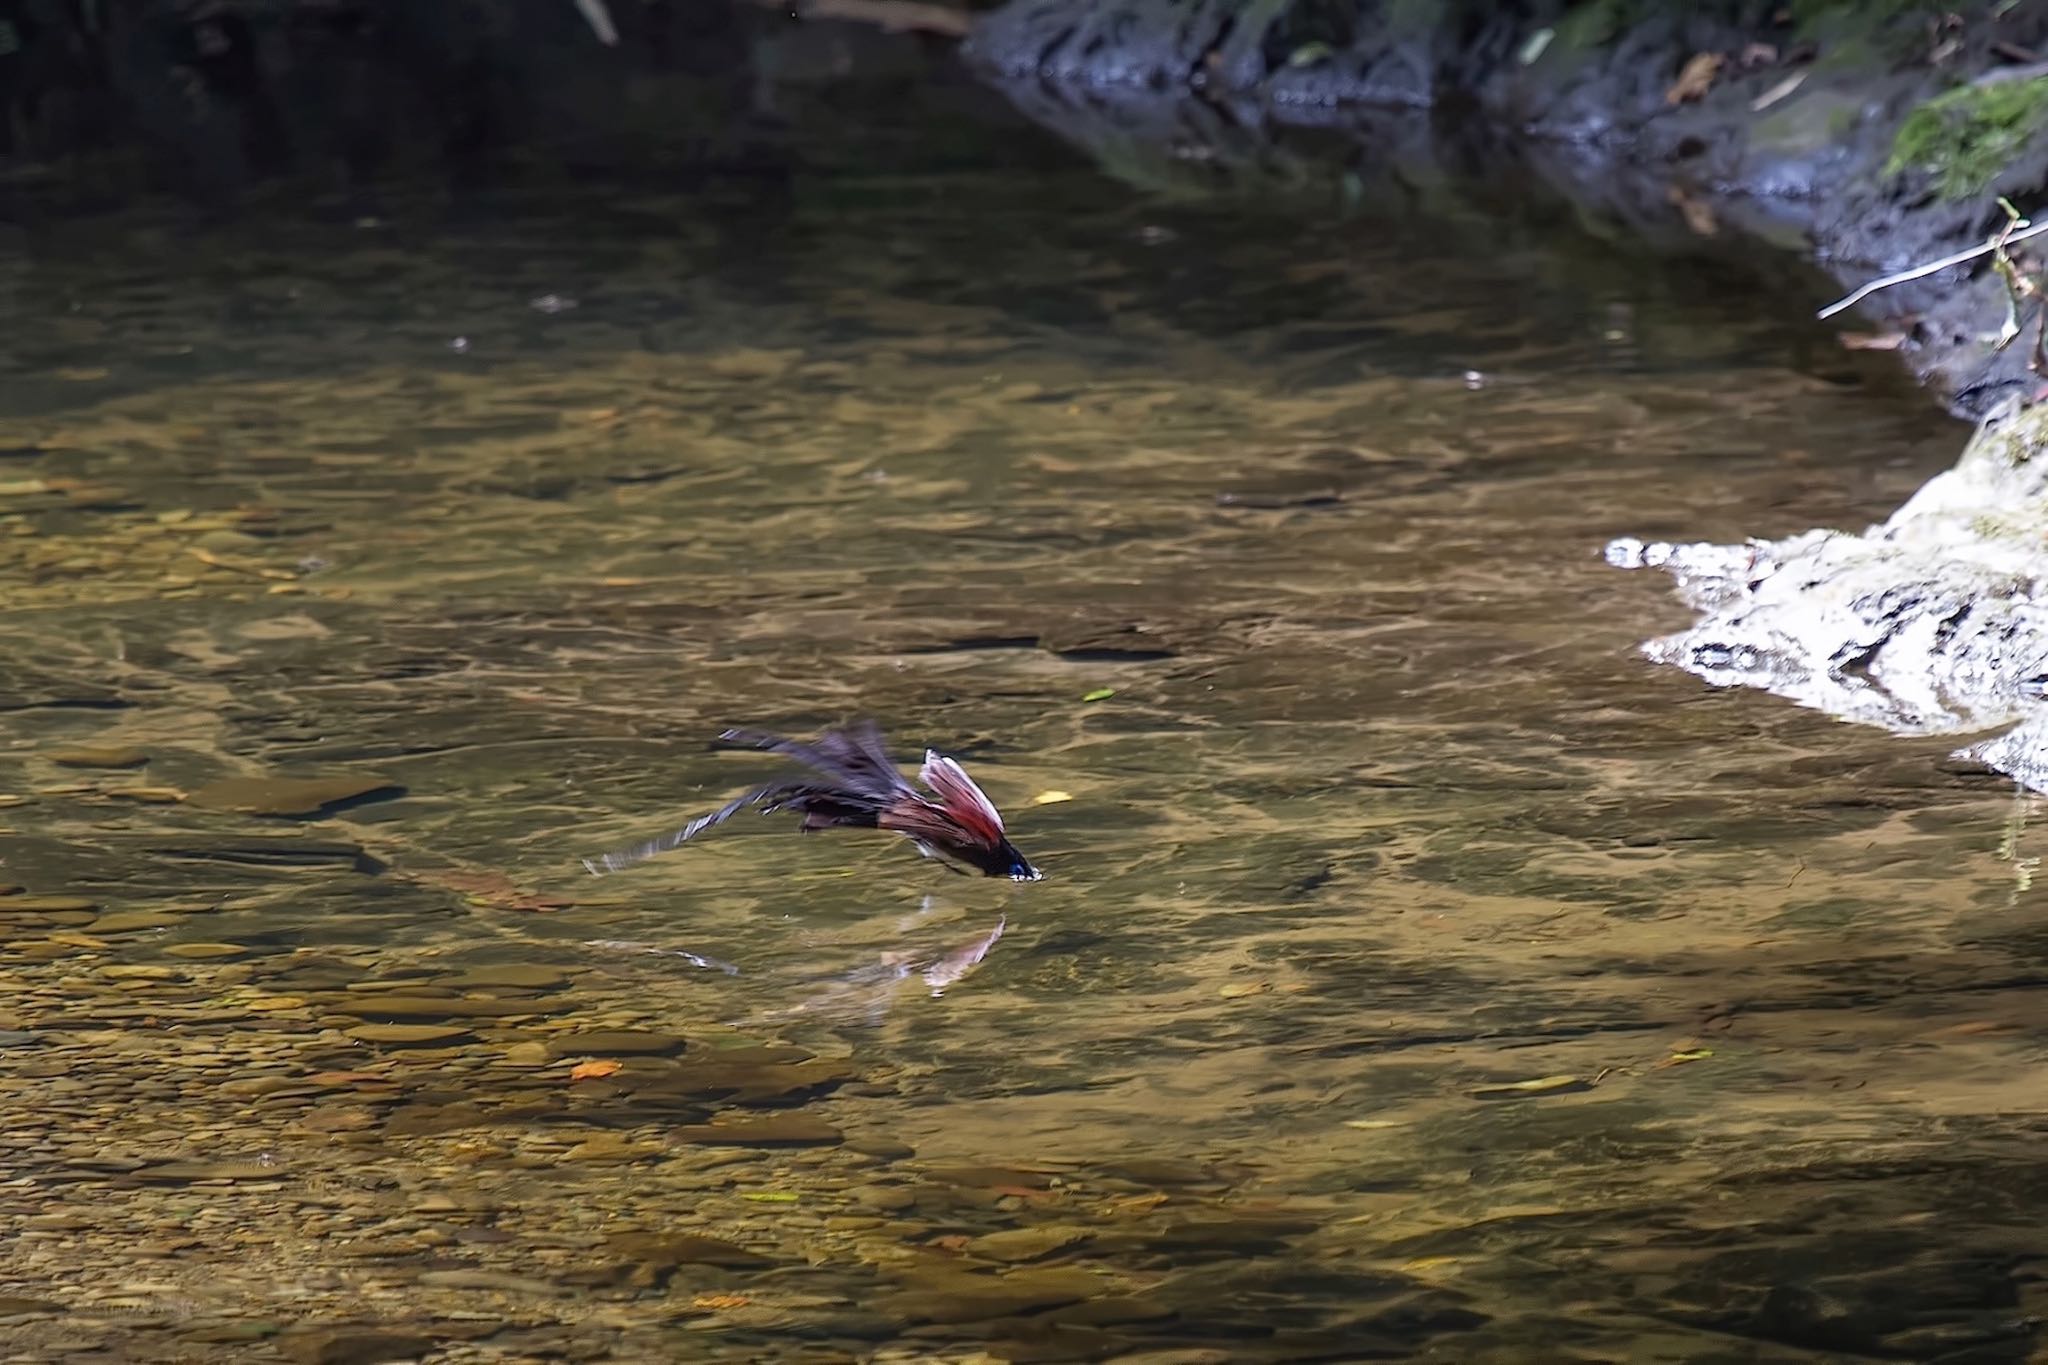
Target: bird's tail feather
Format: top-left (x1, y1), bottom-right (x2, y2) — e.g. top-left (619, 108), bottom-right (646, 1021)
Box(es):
top-left (581, 787), bottom-right (762, 876)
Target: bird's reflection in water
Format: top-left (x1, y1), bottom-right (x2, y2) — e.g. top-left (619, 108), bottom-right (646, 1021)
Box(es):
top-left (582, 896), bottom-right (1009, 1030)
top-left (759, 896), bottom-right (1008, 1029)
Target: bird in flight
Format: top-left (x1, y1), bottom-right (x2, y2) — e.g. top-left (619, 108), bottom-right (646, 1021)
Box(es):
top-left (583, 721), bottom-right (1043, 882)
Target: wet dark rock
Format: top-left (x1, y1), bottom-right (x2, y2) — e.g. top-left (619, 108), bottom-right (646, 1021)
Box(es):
top-left (132, 1160), bottom-right (284, 1182)
top-left (905, 634), bottom-right (1045, 655)
top-left (1883, 1318), bottom-right (2039, 1357)
top-left (46, 744), bottom-right (149, 768)
top-left (1052, 643), bottom-right (1177, 662)
top-left (562, 1132), bottom-right (665, 1163)
top-left (0, 671), bottom-right (126, 711)
top-left (382, 1103), bottom-right (489, 1136)
top-left (1043, 1294), bottom-right (1177, 1326)
top-left (1126, 1214), bottom-right (1319, 1255)
top-left (920, 1323), bottom-right (1127, 1358)
top-left (147, 837), bottom-right (383, 870)
top-left (442, 965), bottom-right (568, 990)
top-left (1023, 928), bottom-right (1108, 957)
top-left (1215, 488), bottom-right (1345, 511)
top-left (1324, 1290), bottom-right (1491, 1343)
top-left (964, 0), bottom-right (1241, 92)
top-left (845, 1136), bottom-right (916, 1161)
top-left (1708, 1282), bottom-right (1887, 1354)
top-left (854, 1185), bottom-right (918, 1212)
top-left (605, 1230), bottom-right (775, 1269)
top-left (795, 1311), bottom-right (901, 1341)
top-left (345, 1024), bottom-right (475, 1047)
top-left (297, 1105), bottom-right (379, 1134)
top-left (88, 910), bottom-right (186, 933)
top-left (671, 1115), bottom-right (844, 1147)
top-left (558, 1262), bottom-right (637, 1288)
top-left (697, 1043), bottom-right (814, 1066)
top-left (1098, 1159), bottom-right (1222, 1187)
top-left (163, 942), bottom-right (248, 959)
top-left (415, 1268), bottom-right (565, 1296)
top-left (339, 1240), bottom-right (424, 1260)
top-left (2, 896), bottom-right (98, 913)
top-left (58, 1156), bottom-right (150, 1172)
top-left (966, 1224), bottom-right (1093, 1263)
top-left (335, 995), bottom-right (556, 1020)
top-left (176, 1320), bottom-right (286, 1344)
top-left (282, 1327), bottom-right (436, 1365)
top-left (926, 1164), bottom-right (1059, 1190)
top-left (658, 1057), bottom-right (855, 1105)
top-left (557, 1029), bottom-right (685, 1055)
top-left (881, 1267), bottom-right (1104, 1324)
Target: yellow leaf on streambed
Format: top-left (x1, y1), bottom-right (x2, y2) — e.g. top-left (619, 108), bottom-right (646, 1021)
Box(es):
top-left (1469, 1074), bottom-right (1592, 1100)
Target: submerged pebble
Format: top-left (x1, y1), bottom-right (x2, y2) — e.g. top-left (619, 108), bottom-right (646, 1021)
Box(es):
top-left (344, 1024), bottom-right (474, 1046)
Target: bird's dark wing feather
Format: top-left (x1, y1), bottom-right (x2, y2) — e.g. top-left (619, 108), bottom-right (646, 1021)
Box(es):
top-left (719, 721), bottom-right (912, 800)
top-left (582, 722), bottom-right (924, 876)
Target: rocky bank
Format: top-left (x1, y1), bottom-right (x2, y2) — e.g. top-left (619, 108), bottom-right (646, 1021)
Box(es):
top-left (963, 0), bottom-right (2048, 418)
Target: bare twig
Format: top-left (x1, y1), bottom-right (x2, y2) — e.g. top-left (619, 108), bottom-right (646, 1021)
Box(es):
top-left (571, 0), bottom-right (618, 46)
top-left (1818, 217), bottom-right (2048, 319)
top-left (1984, 197), bottom-right (2048, 372)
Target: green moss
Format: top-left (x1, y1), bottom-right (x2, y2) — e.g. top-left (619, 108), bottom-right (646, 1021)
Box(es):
top-left (1552, 0), bottom-right (1630, 52)
top-left (1886, 76), bottom-right (2048, 199)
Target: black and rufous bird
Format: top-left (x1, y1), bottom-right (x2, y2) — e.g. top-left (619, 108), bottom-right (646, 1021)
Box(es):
top-left (583, 721), bottom-right (1043, 881)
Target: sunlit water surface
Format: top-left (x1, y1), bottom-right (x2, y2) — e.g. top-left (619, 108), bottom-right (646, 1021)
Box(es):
top-left (2, 94), bottom-right (2037, 1364)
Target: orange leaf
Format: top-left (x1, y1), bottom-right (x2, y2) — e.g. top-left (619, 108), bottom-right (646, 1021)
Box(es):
top-left (570, 1059), bottom-right (622, 1081)
top-left (1665, 185), bottom-right (1718, 238)
top-left (929, 1234), bottom-right (971, 1252)
top-left (1665, 51), bottom-right (1724, 104)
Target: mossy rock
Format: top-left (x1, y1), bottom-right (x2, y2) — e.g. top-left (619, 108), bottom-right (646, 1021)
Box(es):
top-left (1887, 76), bottom-right (2048, 199)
